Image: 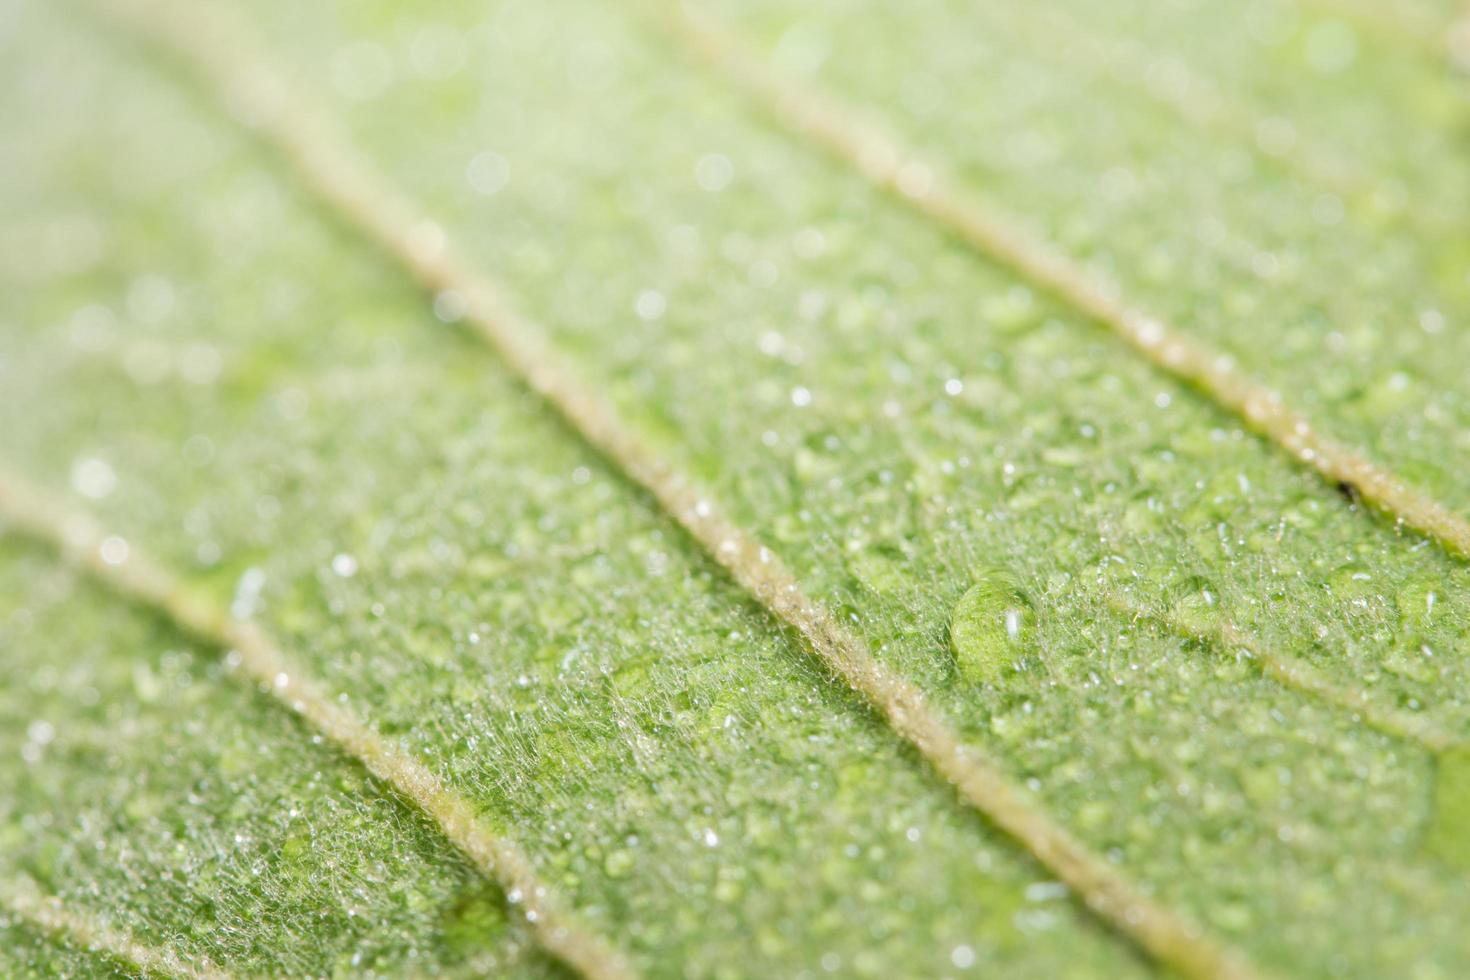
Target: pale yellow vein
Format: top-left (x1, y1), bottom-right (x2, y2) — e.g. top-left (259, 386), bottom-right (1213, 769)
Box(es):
top-left (661, 1), bottom-right (1470, 560)
top-left (0, 875), bottom-right (228, 980)
top-left (0, 469), bottom-right (635, 980)
top-left (76, 1), bottom-right (1269, 976)
top-left (1108, 593), bottom-right (1459, 754)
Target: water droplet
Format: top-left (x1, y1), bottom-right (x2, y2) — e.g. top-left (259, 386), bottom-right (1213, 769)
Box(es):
top-left (1024, 881), bottom-right (1068, 902)
top-left (331, 553), bottom-right (359, 577)
top-left (98, 536), bottom-right (129, 566)
top-left (71, 457), bottom-right (116, 500)
top-left (635, 289), bottom-right (666, 321)
top-left (1169, 576), bottom-right (1220, 634)
top-left (466, 151), bottom-right (510, 195)
top-left (433, 290), bottom-right (467, 323)
top-left (694, 153), bottom-right (733, 192)
top-left (950, 571), bottom-right (1034, 683)
top-left (1396, 575), bottom-right (1441, 632)
top-left (232, 567), bottom-right (266, 619)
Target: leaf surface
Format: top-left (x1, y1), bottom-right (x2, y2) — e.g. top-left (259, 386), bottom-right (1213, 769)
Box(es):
top-left (2, 0), bottom-right (1469, 976)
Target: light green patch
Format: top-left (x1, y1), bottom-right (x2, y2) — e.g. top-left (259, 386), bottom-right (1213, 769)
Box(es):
top-left (1424, 748), bottom-right (1470, 869)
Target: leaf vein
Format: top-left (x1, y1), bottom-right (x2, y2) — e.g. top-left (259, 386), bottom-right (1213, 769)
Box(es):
top-left (659, 0), bottom-right (1470, 559)
top-left (72, 2), bottom-right (1272, 976)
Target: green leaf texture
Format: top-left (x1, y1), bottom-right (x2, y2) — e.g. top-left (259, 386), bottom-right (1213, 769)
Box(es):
top-left (2, 0), bottom-right (1469, 976)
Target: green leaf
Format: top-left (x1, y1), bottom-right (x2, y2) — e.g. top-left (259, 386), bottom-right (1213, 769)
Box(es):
top-left (2, 0), bottom-right (1469, 976)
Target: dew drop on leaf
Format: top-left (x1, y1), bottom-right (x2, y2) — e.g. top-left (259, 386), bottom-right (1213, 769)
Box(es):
top-left (1169, 575), bottom-right (1220, 635)
top-left (949, 571), bottom-right (1033, 683)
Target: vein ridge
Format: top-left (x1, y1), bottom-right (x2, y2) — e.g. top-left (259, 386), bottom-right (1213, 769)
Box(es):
top-left (0, 875), bottom-right (229, 980)
top-left (661, 0), bottom-right (1470, 560)
top-left (1108, 593), bottom-right (1459, 753)
top-left (0, 470), bottom-right (634, 980)
top-left (76, 1), bottom-right (1270, 976)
